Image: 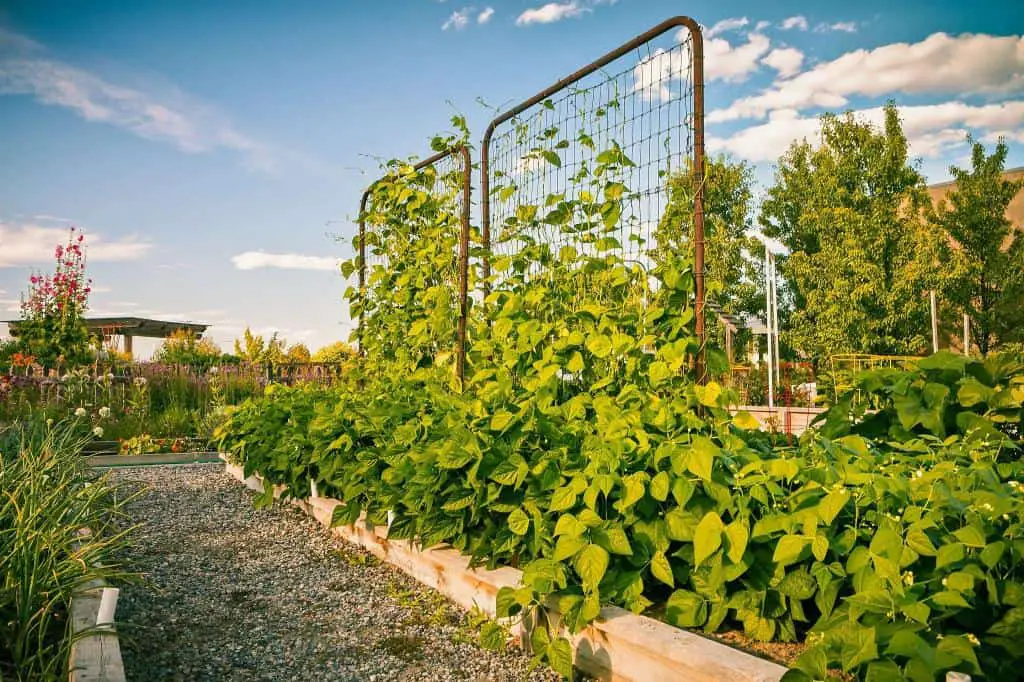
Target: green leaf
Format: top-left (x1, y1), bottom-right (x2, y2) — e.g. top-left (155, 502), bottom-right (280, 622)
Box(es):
top-left (773, 535), bottom-right (810, 567)
top-left (732, 410), bottom-right (760, 430)
top-left (694, 381), bottom-right (722, 407)
top-left (547, 637), bottom-right (574, 679)
top-left (554, 534), bottom-right (588, 561)
top-left (549, 485), bottom-right (578, 512)
top-left (541, 150), bottom-right (562, 168)
top-left (575, 544), bottom-right (610, 588)
top-left (954, 525), bottom-right (986, 548)
top-left (694, 512), bottom-right (725, 566)
top-left (594, 525), bottom-right (633, 556)
top-left (812, 534), bottom-right (829, 562)
top-left (981, 540), bottom-right (1006, 569)
top-left (724, 520), bottom-right (749, 564)
top-left (490, 411), bottom-right (515, 432)
top-left (508, 508), bottom-right (530, 536)
top-left (566, 351), bottom-right (585, 373)
top-left (840, 626), bottom-right (878, 672)
top-left (650, 471), bottom-right (670, 501)
top-left (665, 589), bottom-right (707, 628)
top-left (648, 361), bottom-right (673, 387)
top-left (688, 436), bottom-right (718, 482)
top-left (587, 335), bottom-right (612, 358)
top-left (479, 621), bottom-right (506, 650)
top-left (650, 550), bottom-right (675, 587)
top-left (818, 489), bottom-right (850, 525)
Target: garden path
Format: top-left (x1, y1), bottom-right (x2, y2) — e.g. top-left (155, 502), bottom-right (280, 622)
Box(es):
top-left (109, 463), bottom-right (556, 682)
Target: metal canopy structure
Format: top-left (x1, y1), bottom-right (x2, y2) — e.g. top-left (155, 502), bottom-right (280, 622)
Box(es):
top-left (6, 316), bottom-right (208, 357)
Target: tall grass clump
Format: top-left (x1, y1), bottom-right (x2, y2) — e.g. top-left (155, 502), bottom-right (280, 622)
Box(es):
top-left (0, 419), bottom-right (137, 680)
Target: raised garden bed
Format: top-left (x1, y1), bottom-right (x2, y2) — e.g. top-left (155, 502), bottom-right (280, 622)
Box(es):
top-left (221, 455), bottom-right (788, 682)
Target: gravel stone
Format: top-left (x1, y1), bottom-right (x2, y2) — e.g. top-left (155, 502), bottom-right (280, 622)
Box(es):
top-left (108, 463), bottom-right (560, 682)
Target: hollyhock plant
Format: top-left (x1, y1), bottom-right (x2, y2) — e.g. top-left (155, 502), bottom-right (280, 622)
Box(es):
top-left (16, 228), bottom-right (94, 370)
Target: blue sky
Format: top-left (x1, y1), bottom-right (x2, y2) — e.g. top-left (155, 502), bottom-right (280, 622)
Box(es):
top-left (1, 0), bottom-right (1021, 357)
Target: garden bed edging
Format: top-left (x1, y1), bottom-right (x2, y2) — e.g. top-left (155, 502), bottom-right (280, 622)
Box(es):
top-left (220, 455), bottom-right (787, 682)
top-left (68, 573), bottom-right (125, 681)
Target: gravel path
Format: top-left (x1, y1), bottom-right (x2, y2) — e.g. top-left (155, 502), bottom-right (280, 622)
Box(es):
top-left (108, 464), bottom-right (559, 682)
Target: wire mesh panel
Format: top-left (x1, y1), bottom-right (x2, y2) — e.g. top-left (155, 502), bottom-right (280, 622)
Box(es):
top-left (480, 16), bottom-right (706, 378)
top-left (357, 146), bottom-right (471, 379)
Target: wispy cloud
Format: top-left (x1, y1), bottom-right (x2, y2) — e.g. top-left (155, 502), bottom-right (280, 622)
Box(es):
top-left (816, 21), bottom-right (858, 33)
top-left (516, 2), bottom-right (586, 26)
top-left (231, 251), bottom-right (340, 272)
top-left (779, 16), bottom-right (809, 31)
top-left (0, 221), bottom-right (152, 267)
top-left (442, 7), bottom-right (473, 30)
top-left (0, 27), bottom-right (274, 171)
top-left (706, 17), bottom-right (749, 38)
top-left (478, 7), bottom-right (495, 24)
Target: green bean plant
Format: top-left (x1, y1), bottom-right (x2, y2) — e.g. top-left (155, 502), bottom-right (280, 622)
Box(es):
top-left (216, 117), bottom-right (1024, 680)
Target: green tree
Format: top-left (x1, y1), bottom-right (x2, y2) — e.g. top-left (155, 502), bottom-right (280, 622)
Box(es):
top-left (153, 329), bottom-right (223, 370)
top-left (311, 341), bottom-right (356, 364)
top-left (657, 156), bottom-right (762, 359)
top-left (285, 342), bottom-right (311, 363)
top-left (933, 138), bottom-right (1024, 355)
top-left (759, 103), bottom-right (942, 358)
top-left (233, 327), bottom-right (286, 365)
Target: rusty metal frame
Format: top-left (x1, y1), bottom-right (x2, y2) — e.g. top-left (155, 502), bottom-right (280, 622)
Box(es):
top-left (357, 145), bottom-right (472, 380)
top-left (479, 15), bottom-right (707, 382)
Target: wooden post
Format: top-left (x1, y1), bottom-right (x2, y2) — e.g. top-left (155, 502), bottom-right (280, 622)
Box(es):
top-left (123, 334), bottom-right (133, 358)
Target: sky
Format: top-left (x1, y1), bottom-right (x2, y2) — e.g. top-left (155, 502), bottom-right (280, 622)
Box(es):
top-left (1, 0), bottom-right (1022, 357)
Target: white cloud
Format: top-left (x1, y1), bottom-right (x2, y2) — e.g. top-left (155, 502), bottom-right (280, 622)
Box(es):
top-left (0, 222), bottom-right (152, 267)
top-left (516, 2), bottom-right (585, 25)
top-left (762, 47), bottom-right (804, 78)
top-left (707, 17), bottom-right (748, 38)
top-left (442, 7), bottom-right (472, 30)
top-left (705, 32), bottom-right (771, 83)
top-left (707, 100), bottom-right (1024, 162)
top-left (710, 32), bottom-right (1024, 123)
top-left (231, 251), bottom-right (340, 272)
top-left (780, 16), bottom-right (809, 31)
top-left (816, 21), bottom-right (858, 33)
top-left (634, 30), bottom-right (770, 100)
top-left (478, 7), bottom-right (495, 24)
top-left (0, 29), bottom-right (273, 171)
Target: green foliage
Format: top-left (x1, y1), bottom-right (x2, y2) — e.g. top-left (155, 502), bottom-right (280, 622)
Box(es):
top-left (233, 327), bottom-right (287, 365)
top-left (658, 155), bottom-right (763, 356)
top-left (348, 133), bottom-right (467, 379)
top-left (0, 420), bottom-right (137, 679)
top-left (760, 103), bottom-right (944, 358)
top-left (311, 341), bottom-right (357, 365)
top-left (932, 138), bottom-right (1024, 356)
top-left (152, 329), bottom-right (223, 370)
top-left (217, 121), bottom-right (1024, 680)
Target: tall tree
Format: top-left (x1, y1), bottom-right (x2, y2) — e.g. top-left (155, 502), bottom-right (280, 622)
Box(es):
top-left (933, 138), bottom-right (1024, 355)
top-left (759, 103), bottom-right (943, 358)
top-left (657, 155), bottom-right (762, 357)
top-left (233, 327), bottom-right (286, 365)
